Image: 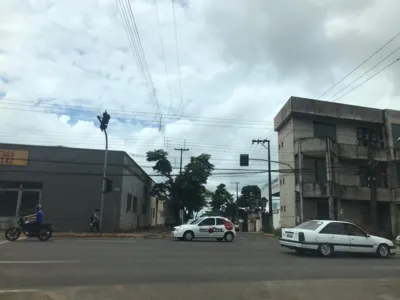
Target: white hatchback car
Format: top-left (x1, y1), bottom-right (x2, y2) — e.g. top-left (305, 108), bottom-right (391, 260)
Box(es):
top-left (171, 216), bottom-right (236, 242)
top-left (280, 220), bottom-right (396, 258)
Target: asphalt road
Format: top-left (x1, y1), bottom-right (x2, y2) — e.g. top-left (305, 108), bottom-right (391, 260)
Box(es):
top-left (0, 233), bottom-right (399, 299)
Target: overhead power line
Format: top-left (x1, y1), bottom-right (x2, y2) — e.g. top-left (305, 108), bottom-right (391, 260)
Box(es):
top-left (171, 0), bottom-right (184, 116)
top-left (329, 46), bottom-right (400, 102)
top-left (115, 0), bottom-right (162, 126)
top-left (154, 0), bottom-right (173, 114)
top-left (317, 30), bottom-right (400, 100)
top-left (332, 57), bottom-right (400, 103)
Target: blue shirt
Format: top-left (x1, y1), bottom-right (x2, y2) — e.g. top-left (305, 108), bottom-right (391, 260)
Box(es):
top-left (36, 211), bottom-right (44, 224)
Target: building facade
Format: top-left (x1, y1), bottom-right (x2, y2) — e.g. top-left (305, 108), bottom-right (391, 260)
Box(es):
top-left (0, 143), bottom-right (165, 232)
top-left (274, 97), bottom-right (400, 236)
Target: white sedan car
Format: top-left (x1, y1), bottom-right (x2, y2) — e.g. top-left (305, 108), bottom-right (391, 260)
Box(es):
top-left (280, 220), bottom-right (396, 258)
top-left (171, 216), bottom-right (236, 242)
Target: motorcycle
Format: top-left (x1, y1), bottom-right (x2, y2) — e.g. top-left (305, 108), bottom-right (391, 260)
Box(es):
top-left (4, 218), bottom-right (53, 242)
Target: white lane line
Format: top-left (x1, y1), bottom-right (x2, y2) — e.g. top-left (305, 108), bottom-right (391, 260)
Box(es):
top-left (240, 236), bottom-right (247, 240)
top-left (0, 260), bottom-right (80, 264)
top-left (0, 289), bottom-right (38, 294)
top-left (0, 237), bottom-right (27, 245)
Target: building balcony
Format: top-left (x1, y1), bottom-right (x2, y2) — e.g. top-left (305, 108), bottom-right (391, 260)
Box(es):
top-left (300, 182), bottom-right (329, 198)
top-left (295, 137), bottom-right (388, 162)
top-left (295, 137), bottom-right (338, 157)
top-left (299, 182), bottom-right (392, 201)
top-left (338, 144), bottom-right (387, 161)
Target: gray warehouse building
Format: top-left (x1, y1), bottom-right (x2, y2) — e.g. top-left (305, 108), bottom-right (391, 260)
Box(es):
top-left (0, 143), bottom-right (165, 232)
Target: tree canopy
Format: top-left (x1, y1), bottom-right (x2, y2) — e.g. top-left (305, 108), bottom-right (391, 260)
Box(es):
top-left (238, 185), bottom-right (262, 212)
top-left (210, 183), bottom-right (234, 212)
top-left (146, 149), bottom-right (214, 223)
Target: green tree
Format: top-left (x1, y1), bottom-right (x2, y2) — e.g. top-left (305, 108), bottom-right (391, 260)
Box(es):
top-left (210, 183), bottom-right (234, 212)
top-left (238, 185), bottom-right (262, 212)
top-left (146, 149), bottom-right (214, 224)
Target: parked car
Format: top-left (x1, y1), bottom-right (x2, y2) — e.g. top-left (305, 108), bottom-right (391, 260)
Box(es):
top-left (395, 235), bottom-right (400, 245)
top-left (171, 216), bottom-right (236, 242)
top-left (280, 220), bottom-right (396, 258)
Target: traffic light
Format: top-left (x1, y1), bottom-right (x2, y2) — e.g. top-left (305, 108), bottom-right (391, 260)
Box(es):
top-left (103, 178), bottom-right (113, 193)
top-left (240, 154), bottom-right (249, 166)
top-left (97, 111), bottom-right (111, 132)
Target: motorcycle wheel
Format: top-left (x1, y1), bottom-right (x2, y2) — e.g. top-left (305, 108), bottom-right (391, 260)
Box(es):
top-left (37, 228), bottom-right (52, 241)
top-left (5, 227), bottom-right (21, 241)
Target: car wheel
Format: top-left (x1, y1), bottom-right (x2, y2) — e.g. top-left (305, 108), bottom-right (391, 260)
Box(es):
top-left (216, 238), bottom-right (224, 242)
top-left (318, 243), bottom-right (333, 257)
top-left (376, 244), bottom-right (390, 258)
top-left (224, 232), bottom-right (234, 242)
top-left (183, 230), bottom-right (194, 241)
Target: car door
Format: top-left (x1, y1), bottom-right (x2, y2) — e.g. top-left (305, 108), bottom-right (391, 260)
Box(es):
top-left (318, 222), bottom-right (351, 252)
top-left (215, 218), bottom-right (226, 238)
top-left (345, 223), bottom-right (375, 253)
top-left (197, 218), bottom-right (216, 238)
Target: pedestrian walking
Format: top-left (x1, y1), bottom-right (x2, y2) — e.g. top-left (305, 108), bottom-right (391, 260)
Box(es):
top-left (89, 209), bottom-right (101, 233)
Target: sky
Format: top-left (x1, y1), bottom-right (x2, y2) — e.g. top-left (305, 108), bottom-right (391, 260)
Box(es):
top-left (1, 0), bottom-right (400, 198)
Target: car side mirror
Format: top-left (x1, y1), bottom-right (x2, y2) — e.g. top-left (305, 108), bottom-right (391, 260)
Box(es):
top-left (366, 234), bottom-right (370, 238)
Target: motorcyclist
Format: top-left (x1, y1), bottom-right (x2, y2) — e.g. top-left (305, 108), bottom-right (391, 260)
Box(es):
top-left (25, 204), bottom-right (44, 233)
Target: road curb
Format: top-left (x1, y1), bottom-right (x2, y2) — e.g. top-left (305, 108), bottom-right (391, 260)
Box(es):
top-left (52, 233), bottom-right (169, 239)
top-left (264, 234), bottom-right (278, 238)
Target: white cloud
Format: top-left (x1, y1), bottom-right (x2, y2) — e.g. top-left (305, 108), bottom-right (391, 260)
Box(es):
top-left (0, 0), bottom-right (400, 195)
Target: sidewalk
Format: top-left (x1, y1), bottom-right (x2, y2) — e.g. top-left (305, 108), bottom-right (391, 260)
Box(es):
top-left (53, 232), bottom-right (170, 238)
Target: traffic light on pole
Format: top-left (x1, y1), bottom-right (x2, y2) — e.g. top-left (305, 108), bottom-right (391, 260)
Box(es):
top-left (240, 154), bottom-right (249, 166)
top-left (97, 111), bottom-right (111, 131)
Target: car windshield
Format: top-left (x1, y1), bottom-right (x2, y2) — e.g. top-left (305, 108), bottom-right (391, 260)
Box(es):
top-left (295, 220), bottom-right (324, 231)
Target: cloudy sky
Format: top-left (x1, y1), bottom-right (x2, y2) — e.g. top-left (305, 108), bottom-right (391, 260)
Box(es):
top-left (1, 0), bottom-right (400, 196)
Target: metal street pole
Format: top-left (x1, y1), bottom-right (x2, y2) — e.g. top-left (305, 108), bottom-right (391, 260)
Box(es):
top-left (231, 181), bottom-right (240, 224)
top-left (100, 129), bottom-right (108, 229)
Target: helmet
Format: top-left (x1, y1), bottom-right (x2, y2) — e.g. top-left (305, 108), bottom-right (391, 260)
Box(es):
top-left (36, 204), bottom-right (42, 211)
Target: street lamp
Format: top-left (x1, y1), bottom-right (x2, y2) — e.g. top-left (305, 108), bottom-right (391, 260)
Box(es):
top-left (97, 111), bottom-right (111, 230)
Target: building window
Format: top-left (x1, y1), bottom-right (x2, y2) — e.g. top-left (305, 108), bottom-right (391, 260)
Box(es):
top-left (126, 194), bottom-right (132, 212)
top-left (152, 208), bottom-right (155, 218)
top-left (278, 144), bottom-right (281, 150)
top-left (133, 196), bottom-right (138, 213)
top-left (142, 204), bottom-right (147, 214)
top-left (313, 122), bottom-right (336, 140)
top-left (314, 159), bottom-right (327, 185)
top-left (280, 179), bottom-right (282, 185)
top-left (281, 142), bottom-right (283, 148)
top-left (356, 127), bottom-right (383, 147)
top-left (283, 178), bottom-right (285, 185)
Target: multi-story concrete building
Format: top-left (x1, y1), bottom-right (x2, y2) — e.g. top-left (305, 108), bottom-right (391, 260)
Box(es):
top-left (0, 143), bottom-right (165, 232)
top-left (274, 97), bottom-right (400, 236)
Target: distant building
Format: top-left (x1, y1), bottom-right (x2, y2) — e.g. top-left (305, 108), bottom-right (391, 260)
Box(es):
top-left (274, 96), bottom-right (400, 236)
top-left (0, 143), bottom-right (165, 231)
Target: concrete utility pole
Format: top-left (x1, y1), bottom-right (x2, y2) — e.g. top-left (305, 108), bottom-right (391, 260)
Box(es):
top-left (174, 147), bottom-right (189, 174)
top-left (231, 181), bottom-right (240, 225)
top-left (252, 139), bottom-right (272, 232)
top-left (174, 146), bottom-right (189, 225)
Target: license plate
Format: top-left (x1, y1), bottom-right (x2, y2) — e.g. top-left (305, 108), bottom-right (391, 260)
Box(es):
top-left (286, 233), bottom-right (293, 238)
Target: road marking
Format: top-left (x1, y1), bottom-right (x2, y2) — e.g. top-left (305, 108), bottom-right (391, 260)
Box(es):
top-left (240, 236), bottom-right (247, 240)
top-left (0, 237), bottom-right (27, 245)
top-left (0, 289), bottom-right (37, 294)
top-left (0, 260), bottom-right (80, 264)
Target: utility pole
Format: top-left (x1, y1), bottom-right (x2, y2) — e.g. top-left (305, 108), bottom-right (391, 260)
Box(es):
top-left (174, 146), bottom-right (189, 225)
top-left (97, 111), bottom-right (111, 230)
top-left (231, 181), bottom-right (240, 226)
top-left (252, 139), bottom-right (272, 232)
top-left (174, 147), bottom-right (189, 174)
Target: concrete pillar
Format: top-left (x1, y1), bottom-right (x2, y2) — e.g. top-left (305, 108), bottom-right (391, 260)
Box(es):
top-left (298, 141), bottom-right (304, 223)
top-left (326, 139), bottom-right (334, 220)
top-left (390, 202), bottom-right (399, 236)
